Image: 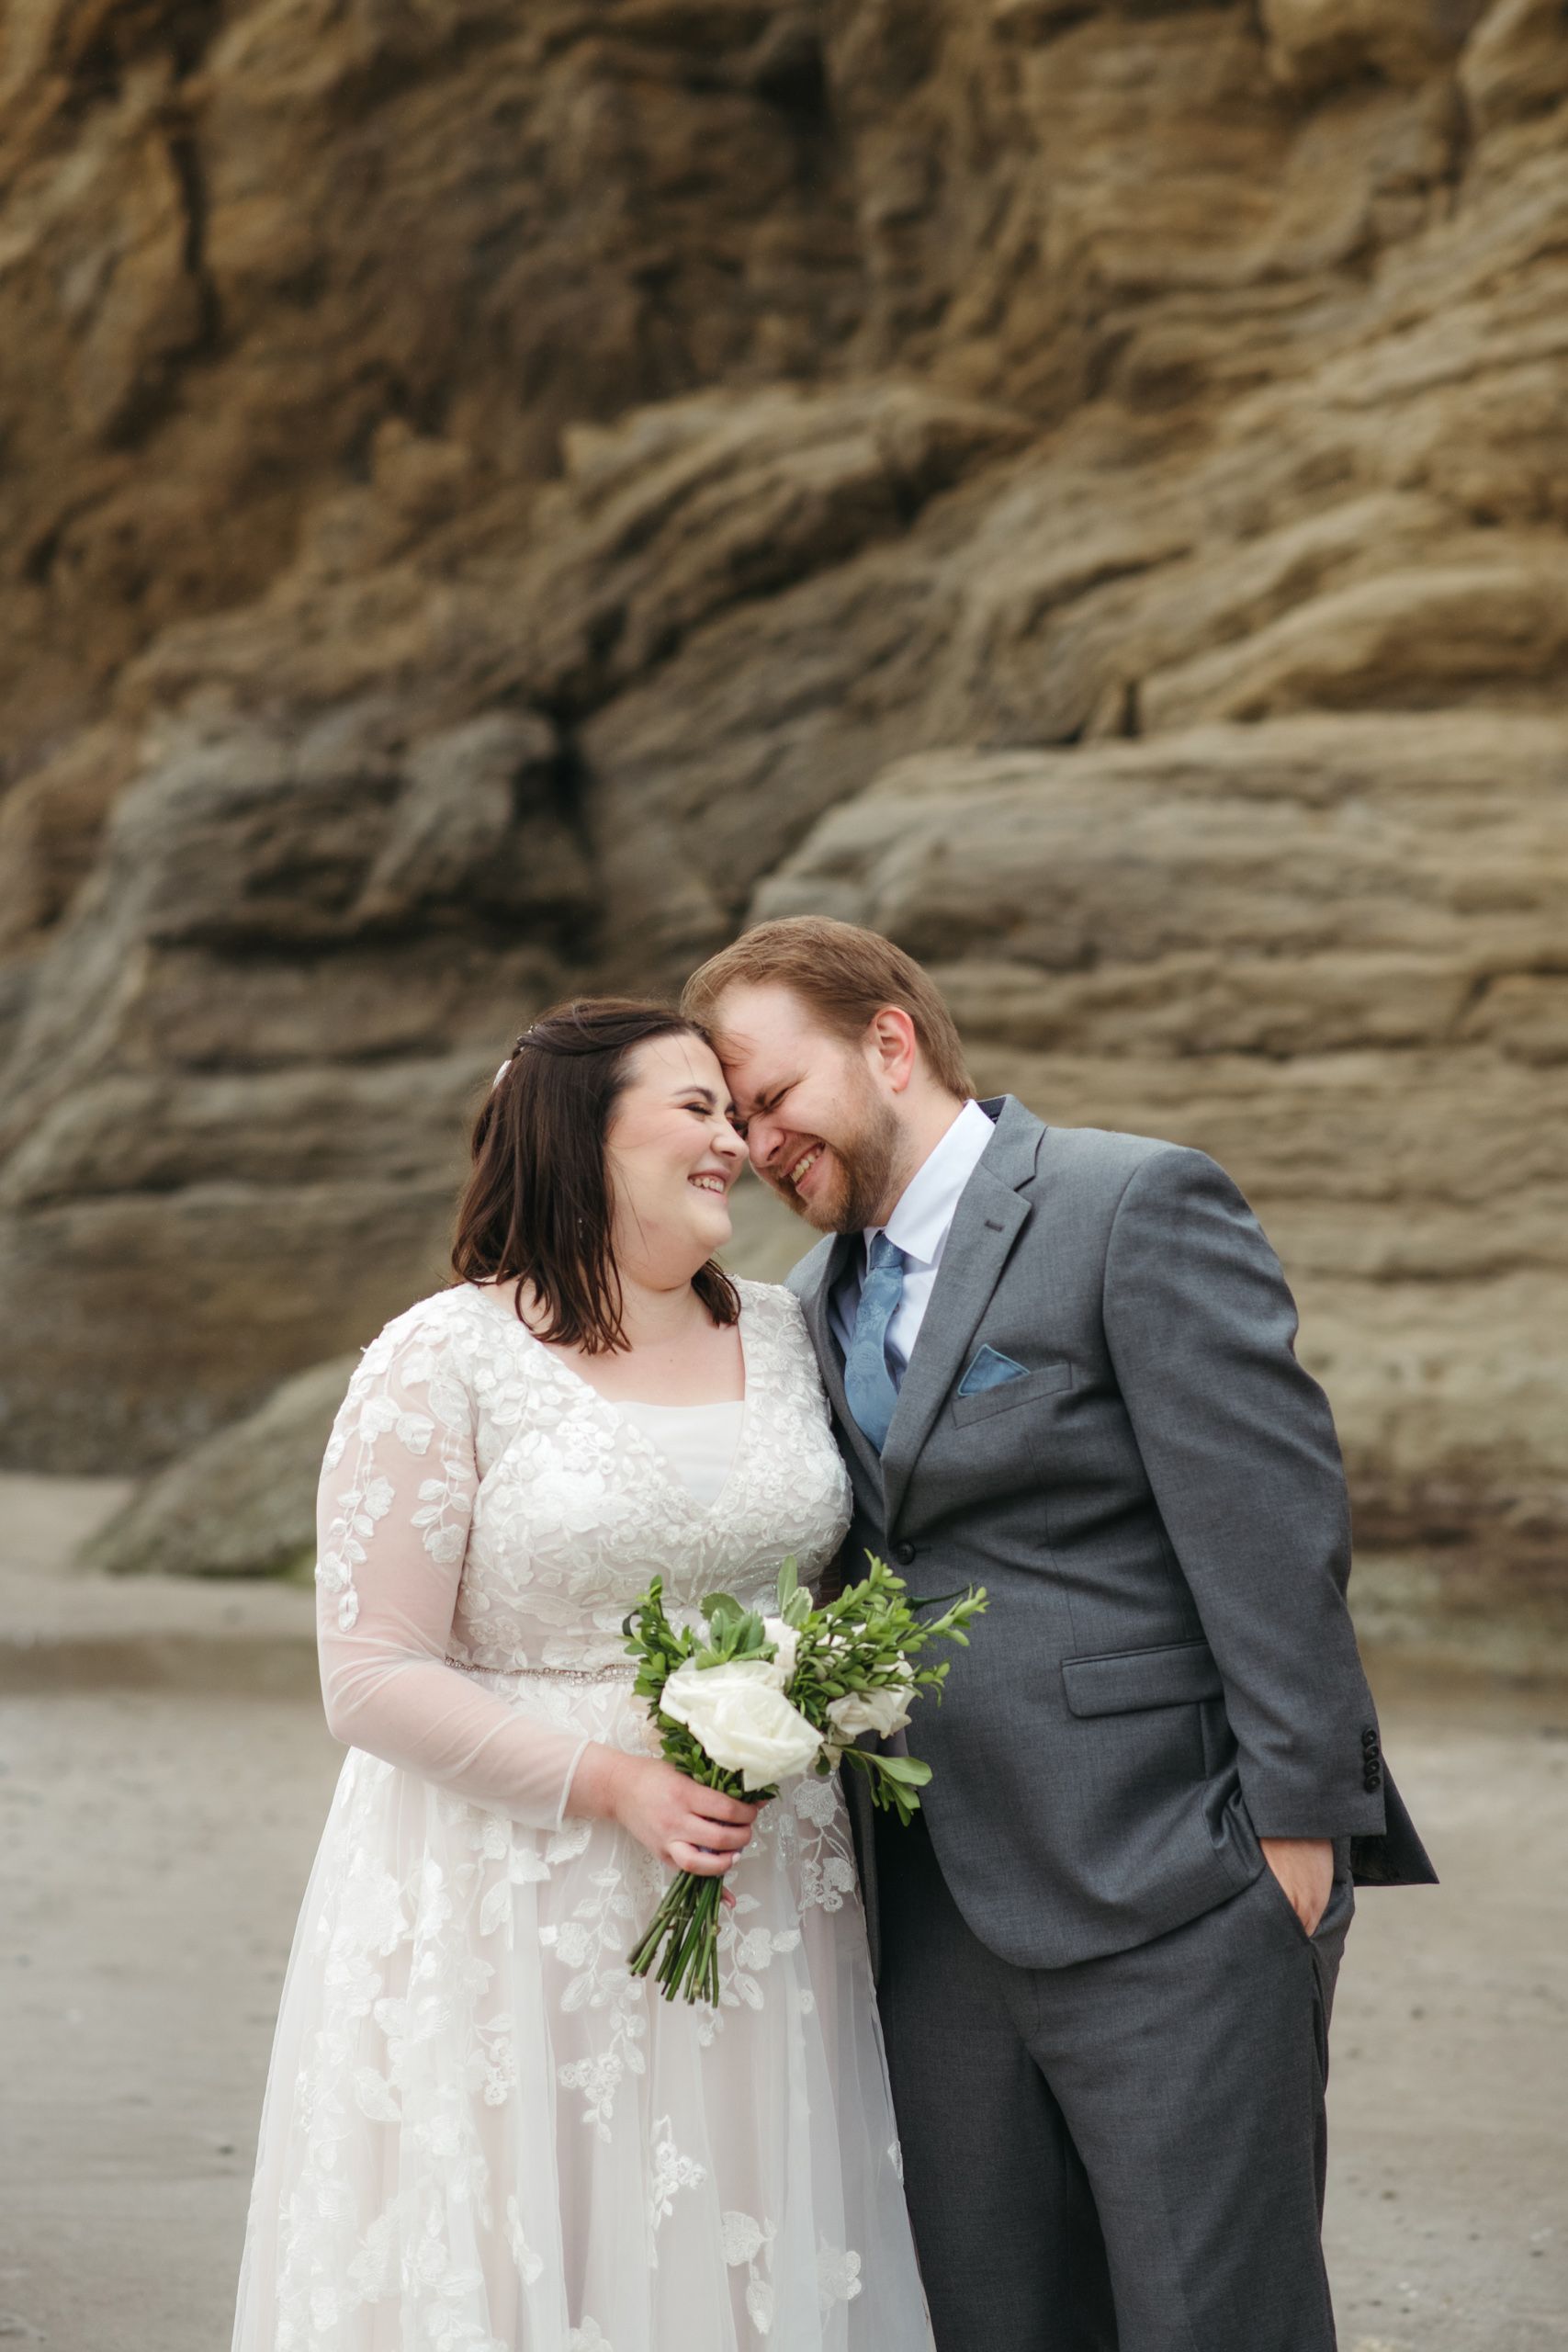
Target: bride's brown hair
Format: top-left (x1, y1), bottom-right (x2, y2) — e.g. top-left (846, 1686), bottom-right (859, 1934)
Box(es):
top-left (451, 998), bottom-right (740, 1355)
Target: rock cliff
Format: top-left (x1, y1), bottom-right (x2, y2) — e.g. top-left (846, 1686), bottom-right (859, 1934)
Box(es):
top-left (2, 1), bottom-right (1565, 1620)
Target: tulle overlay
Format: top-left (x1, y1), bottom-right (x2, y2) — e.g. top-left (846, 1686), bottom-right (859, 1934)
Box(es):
top-left (233, 1281), bottom-right (931, 2350)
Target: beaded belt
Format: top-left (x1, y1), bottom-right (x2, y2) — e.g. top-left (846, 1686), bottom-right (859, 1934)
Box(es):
top-left (444, 1655), bottom-right (637, 1688)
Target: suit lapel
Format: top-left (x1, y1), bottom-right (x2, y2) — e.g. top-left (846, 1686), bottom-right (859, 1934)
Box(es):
top-left (878, 1098), bottom-right (1044, 1534)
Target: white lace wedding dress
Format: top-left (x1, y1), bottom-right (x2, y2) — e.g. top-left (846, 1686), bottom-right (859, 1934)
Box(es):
top-left (232, 1276), bottom-right (932, 2352)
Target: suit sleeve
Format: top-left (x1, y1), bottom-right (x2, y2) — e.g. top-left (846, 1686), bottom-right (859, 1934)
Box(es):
top-left (1101, 1146), bottom-right (1385, 1841)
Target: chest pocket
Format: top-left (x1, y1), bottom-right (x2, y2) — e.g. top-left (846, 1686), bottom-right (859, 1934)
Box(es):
top-left (950, 1359), bottom-right (1073, 1428)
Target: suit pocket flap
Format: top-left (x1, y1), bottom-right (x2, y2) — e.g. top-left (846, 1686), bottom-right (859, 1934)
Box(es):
top-left (1061, 1639), bottom-right (1223, 1718)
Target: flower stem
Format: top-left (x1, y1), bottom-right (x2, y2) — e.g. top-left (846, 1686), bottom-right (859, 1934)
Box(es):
top-left (628, 1868), bottom-right (727, 2005)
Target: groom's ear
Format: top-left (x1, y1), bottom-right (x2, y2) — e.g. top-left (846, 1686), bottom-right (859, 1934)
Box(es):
top-left (866, 1006), bottom-right (919, 1093)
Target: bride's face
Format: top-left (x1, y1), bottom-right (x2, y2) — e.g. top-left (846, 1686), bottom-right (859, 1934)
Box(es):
top-left (604, 1034), bottom-right (747, 1277)
top-left (711, 983), bottom-right (901, 1235)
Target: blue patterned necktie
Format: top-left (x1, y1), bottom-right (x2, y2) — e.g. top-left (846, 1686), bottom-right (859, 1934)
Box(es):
top-left (844, 1233), bottom-right (906, 1454)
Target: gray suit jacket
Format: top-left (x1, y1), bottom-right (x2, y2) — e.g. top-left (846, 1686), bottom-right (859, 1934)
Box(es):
top-left (788, 1096), bottom-right (1435, 1974)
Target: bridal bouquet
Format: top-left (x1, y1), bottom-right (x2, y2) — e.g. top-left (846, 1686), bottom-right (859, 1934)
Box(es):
top-left (622, 1555), bottom-right (987, 2005)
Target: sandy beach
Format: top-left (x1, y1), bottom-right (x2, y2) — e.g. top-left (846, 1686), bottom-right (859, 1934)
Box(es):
top-left (1, 1475), bottom-right (1563, 2352)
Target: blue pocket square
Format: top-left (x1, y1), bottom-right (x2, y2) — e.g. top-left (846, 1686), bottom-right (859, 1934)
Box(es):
top-left (957, 1345), bottom-right (1029, 1397)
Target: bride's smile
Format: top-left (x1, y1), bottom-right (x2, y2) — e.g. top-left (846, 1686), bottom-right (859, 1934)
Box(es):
top-left (602, 1030), bottom-right (747, 1298)
top-left (604, 1031), bottom-right (748, 1277)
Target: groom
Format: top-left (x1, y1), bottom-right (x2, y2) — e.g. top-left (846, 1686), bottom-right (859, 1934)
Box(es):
top-left (684, 916), bottom-right (1434, 2352)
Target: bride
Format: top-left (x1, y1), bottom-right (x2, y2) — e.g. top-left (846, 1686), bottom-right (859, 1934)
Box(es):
top-left (231, 998), bottom-right (931, 2351)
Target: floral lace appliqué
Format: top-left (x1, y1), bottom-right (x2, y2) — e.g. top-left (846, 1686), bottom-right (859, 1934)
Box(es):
top-left (235, 1282), bottom-right (932, 2352)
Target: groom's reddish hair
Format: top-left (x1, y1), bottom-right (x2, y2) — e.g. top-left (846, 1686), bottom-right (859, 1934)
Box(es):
top-left (682, 917), bottom-right (974, 1100)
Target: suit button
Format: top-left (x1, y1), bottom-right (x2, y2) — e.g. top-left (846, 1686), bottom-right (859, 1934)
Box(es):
top-left (1361, 1728), bottom-right (1379, 1753)
top-left (1364, 1767), bottom-right (1382, 1792)
top-left (894, 1543), bottom-right (916, 1567)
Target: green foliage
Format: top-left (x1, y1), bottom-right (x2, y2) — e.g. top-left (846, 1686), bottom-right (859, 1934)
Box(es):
top-left (773, 1556), bottom-right (814, 1631)
top-left (694, 1589), bottom-right (771, 1668)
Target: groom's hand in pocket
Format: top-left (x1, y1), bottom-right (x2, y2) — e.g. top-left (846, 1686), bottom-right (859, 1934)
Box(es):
top-left (1259, 1837), bottom-right (1335, 1935)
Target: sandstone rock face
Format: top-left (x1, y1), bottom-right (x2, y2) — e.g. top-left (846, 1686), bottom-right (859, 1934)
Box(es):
top-left (757, 714), bottom-right (1568, 1606)
top-left (2, 1), bottom-right (1566, 1620)
top-left (0, 0), bottom-right (861, 764)
top-left (80, 1352), bottom-right (358, 1580)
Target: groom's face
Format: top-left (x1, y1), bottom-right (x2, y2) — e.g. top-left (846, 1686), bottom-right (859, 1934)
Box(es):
top-left (708, 983), bottom-right (901, 1234)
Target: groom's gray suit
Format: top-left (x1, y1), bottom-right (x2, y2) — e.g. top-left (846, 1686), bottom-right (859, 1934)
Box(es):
top-left (788, 1096), bottom-right (1433, 2352)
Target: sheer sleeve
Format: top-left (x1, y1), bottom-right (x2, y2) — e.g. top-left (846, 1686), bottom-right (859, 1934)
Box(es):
top-left (314, 1305), bottom-right (592, 1829)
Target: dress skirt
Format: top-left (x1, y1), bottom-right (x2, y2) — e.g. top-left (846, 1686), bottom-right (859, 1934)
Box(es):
top-left (232, 1670), bottom-right (932, 2352)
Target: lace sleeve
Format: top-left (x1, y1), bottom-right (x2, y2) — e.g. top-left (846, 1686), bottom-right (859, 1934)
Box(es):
top-left (314, 1305), bottom-right (592, 1829)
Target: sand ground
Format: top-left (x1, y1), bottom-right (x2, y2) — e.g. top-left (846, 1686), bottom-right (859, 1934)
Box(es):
top-left (1, 1474), bottom-right (1563, 2352)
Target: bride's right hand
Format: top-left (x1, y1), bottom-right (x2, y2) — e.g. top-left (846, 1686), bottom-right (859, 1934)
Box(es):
top-left (574, 1748), bottom-right (761, 1877)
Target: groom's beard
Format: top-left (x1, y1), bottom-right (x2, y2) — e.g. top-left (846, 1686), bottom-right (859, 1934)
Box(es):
top-left (775, 1096), bottom-right (901, 1235)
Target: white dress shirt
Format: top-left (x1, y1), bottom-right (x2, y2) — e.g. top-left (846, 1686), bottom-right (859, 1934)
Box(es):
top-left (829, 1097), bottom-right (997, 1380)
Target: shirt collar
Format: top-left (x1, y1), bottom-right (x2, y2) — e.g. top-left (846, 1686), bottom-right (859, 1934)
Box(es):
top-left (866, 1098), bottom-right (996, 1273)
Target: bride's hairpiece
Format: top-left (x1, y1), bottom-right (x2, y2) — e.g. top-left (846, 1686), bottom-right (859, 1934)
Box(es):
top-left (491, 1028), bottom-right (545, 1089)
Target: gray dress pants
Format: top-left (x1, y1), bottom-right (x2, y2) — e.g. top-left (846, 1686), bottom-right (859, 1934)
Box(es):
top-left (874, 1813), bottom-right (1353, 2352)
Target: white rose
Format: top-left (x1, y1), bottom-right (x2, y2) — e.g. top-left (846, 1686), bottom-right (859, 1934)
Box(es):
top-left (660, 1658), bottom-right (824, 1791)
top-left (762, 1616), bottom-right (799, 1684)
top-left (825, 1664), bottom-right (916, 1744)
